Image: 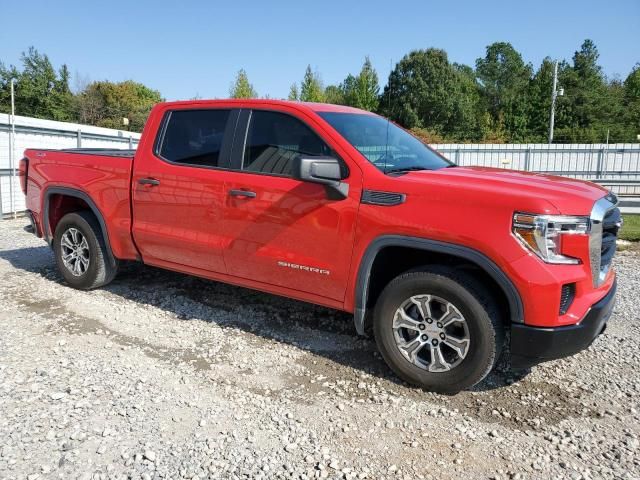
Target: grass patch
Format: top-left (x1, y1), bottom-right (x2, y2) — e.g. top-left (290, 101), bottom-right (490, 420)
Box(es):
top-left (620, 214), bottom-right (640, 242)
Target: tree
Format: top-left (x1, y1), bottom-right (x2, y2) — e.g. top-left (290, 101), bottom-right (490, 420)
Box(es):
top-left (324, 84), bottom-right (345, 104)
top-left (342, 56), bottom-right (379, 111)
top-left (299, 65), bottom-right (325, 102)
top-left (229, 69), bottom-right (257, 99)
top-left (74, 82), bottom-right (106, 126)
top-left (288, 83), bottom-right (299, 101)
top-left (623, 64), bottom-right (640, 140)
top-left (476, 42), bottom-right (532, 141)
top-left (0, 62), bottom-right (19, 114)
top-left (526, 58), bottom-right (557, 142)
top-left (0, 47), bottom-right (73, 121)
top-left (553, 39), bottom-right (615, 142)
top-left (380, 48), bottom-right (485, 141)
top-left (75, 80), bottom-right (163, 132)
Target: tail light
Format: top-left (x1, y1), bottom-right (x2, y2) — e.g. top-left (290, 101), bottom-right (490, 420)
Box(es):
top-left (18, 158), bottom-right (28, 194)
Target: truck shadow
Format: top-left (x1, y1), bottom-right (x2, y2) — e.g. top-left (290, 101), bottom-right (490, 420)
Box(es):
top-left (0, 244), bottom-right (528, 396)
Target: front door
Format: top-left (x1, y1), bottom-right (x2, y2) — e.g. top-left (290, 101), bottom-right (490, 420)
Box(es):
top-left (222, 108), bottom-right (361, 301)
top-left (132, 107), bottom-right (237, 273)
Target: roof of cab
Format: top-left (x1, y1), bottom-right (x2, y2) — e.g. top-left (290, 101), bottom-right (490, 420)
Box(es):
top-left (156, 99), bottom-right (375, 115)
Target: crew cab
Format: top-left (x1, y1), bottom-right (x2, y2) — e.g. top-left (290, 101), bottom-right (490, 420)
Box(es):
top-left (19, 100), bottom-right (620, 393)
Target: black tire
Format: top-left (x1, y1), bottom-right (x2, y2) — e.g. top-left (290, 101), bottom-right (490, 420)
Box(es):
top-left (373, 267), bottom-right (504, 394)
top-left (53, 211), bottom-right (118, 290)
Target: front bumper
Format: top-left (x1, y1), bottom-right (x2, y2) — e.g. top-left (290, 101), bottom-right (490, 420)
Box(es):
top-left (510, 279), bottom-right (616, 369)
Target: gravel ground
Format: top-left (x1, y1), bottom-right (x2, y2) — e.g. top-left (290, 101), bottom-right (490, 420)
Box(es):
top-left (0, 218), bottom-right (638, 480)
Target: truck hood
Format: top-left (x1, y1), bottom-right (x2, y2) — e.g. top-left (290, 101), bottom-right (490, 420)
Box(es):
top-left (401, 166), bottom-right (609, 215)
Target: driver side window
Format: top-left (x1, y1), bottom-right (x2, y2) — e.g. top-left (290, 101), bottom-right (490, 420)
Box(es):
top-left (243, 110), bottom-right (331, 176)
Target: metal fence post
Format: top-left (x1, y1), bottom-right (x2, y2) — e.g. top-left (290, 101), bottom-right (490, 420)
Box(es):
top-left (524, 147), bottom-right (531, 171)
top-left (596, 148), bottom-right (604, 179)
top-left (129, 136), bottom-right (133, 149)
top-left (455, 148), bottom-right (461, 165)
top-left (77, 130), bottom-right (82, 148)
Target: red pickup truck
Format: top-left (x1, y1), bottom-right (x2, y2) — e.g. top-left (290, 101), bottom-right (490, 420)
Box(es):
top-left (19, 100), bottom-right (620, 393)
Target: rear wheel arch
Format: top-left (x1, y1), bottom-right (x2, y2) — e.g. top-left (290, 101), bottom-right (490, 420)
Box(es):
top-left (353, 235), bottom-right (524, 335)
top-left (43, 187), bottom-right (117, 268)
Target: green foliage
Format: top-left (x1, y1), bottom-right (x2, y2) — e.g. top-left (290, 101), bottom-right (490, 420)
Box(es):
top-left (74, 80), bottom-right (163, 132)
top-left (620, 215), bottom-right (640, 242)
top-left (299, 66), bottom-right (325, 102)
top-left (380, 49), bottom-right (486, 141)
top-left (341, 57), bottom-right (380, 111)
top-left (623, 65), bottom-right (640, 139)
top-left (1, 47), bottom-right (162, 132)
top-left (2, 41), bottom-right (639, 141)
top-left (376, 39), bottom-right (640, 143)
top-left (229, 69), bottom-right (257, 99)
top-left (553, 40), bottom-right (613, 142)
top-left (476, 42), bottom-right (532, 141)
top-left (0, 47), bottom-right (73, 121)
top-left (288, 83), bottom-right (299, 101)
top-left (324, 84), bottom-right (345, 105)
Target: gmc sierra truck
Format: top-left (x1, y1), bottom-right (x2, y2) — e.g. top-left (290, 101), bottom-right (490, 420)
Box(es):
top-left (19, 100), bottom-right (620, 393)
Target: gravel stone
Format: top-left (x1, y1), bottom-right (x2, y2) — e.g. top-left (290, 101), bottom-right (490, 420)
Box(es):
top-left (0, 218), bottom-right (639, 479)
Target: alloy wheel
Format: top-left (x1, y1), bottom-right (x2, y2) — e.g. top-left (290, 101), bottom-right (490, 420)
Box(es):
top-left (60, 228), bottom-right (90, 277)
top-left (392, 294), bottom-right (471, 372)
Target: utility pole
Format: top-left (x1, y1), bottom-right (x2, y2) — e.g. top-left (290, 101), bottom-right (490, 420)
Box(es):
top-left (548, 61), bottom-right (559, 144)
top-left (9, 79), bottom-right (17, 219)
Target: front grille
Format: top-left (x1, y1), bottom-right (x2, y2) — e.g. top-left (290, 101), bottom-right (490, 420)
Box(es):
top-left (601, 207), bottom-right (621, 273)
top-left (589, 196), bottom-right (620, 287)
top-left (559, 283), bottom-right (575, 315)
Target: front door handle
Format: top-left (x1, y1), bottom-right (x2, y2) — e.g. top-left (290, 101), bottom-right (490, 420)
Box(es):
top-left (229, 189), bottom-right (256, 198)
top-left (138, 177), bottom-right (160, 186)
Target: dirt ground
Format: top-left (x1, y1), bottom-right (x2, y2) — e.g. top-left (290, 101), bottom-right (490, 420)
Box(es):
top-left (0, 218), bottom-right (638, 480)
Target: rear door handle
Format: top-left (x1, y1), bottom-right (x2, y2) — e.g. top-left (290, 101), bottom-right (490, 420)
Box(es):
top-left (229, 189), bottom-right (256, 198)
top-left (138, 178), bottom-right (160, 186)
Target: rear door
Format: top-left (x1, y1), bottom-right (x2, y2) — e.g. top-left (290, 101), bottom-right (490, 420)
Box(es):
top-left (221, 107), bottom-right (362, 301)
top-left (132, 106), bottom-right (238, 273)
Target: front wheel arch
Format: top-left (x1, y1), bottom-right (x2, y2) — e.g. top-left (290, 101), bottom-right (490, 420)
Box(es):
top-left (353, 236), bottom-right (523, 335)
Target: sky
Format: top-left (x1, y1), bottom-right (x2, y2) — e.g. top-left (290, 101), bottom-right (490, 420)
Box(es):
top-left (1, 0), bottom-right (638, 100)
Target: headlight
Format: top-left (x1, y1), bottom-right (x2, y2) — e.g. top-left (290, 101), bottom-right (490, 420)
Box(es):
top-left (512, 213), bottom-right (589, 264)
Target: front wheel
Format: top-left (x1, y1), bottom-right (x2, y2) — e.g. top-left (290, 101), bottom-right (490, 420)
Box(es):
top-left (53, 211), bottom-right (118, 290)
top-left (373, 268), bottom-right (503, 394)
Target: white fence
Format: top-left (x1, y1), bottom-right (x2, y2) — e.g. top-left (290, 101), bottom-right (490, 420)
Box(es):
top-left (0, 114), bottom-right (140, 217)
top-left (2, 114), bottom-right (640, 217)
top-left (431, 143), bottom-right (640, 198)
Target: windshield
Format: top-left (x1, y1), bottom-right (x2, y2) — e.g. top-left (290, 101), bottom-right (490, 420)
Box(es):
top-left (318, 112), bottom-right (452, 173)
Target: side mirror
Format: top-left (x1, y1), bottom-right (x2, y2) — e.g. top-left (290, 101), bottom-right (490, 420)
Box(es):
top-left (292, 156), bottom-right (349, 199)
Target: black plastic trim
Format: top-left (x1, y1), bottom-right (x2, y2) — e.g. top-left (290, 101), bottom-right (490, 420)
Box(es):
top-left (353, 235), bottom-right (524, 335)
top-left (25, 210), bottom-right (40, 237)
top-left (33, 148), bottom-right (136, 158)
top-left (559, 283), bottom-right (576, 315)
top-left (361, 190), bottom-right (406, 206)
top-left (511, 279), bottom-right (616, 369)
top-left (42, 187), bottom-right (117, 268)
top-left (229, 109), bottom-right (251, 171)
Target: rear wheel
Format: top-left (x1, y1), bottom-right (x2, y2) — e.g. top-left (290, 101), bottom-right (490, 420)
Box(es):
top-left (53, 211), bottom-right (118, 290)
top-left (373, 268), bottom-right (503, 394)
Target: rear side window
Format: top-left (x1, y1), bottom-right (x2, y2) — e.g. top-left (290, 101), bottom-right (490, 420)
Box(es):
top-left (158, 109), bottom-right (231, 167)
top-left (243, 110), bottom-right (331, 176)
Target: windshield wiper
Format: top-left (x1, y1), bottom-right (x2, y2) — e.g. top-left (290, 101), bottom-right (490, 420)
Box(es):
top-left (384, 166), bottom-right (428, 175)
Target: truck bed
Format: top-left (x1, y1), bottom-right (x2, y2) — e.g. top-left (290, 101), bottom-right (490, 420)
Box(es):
top-left (23, 147), bottom-right (138, 260)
